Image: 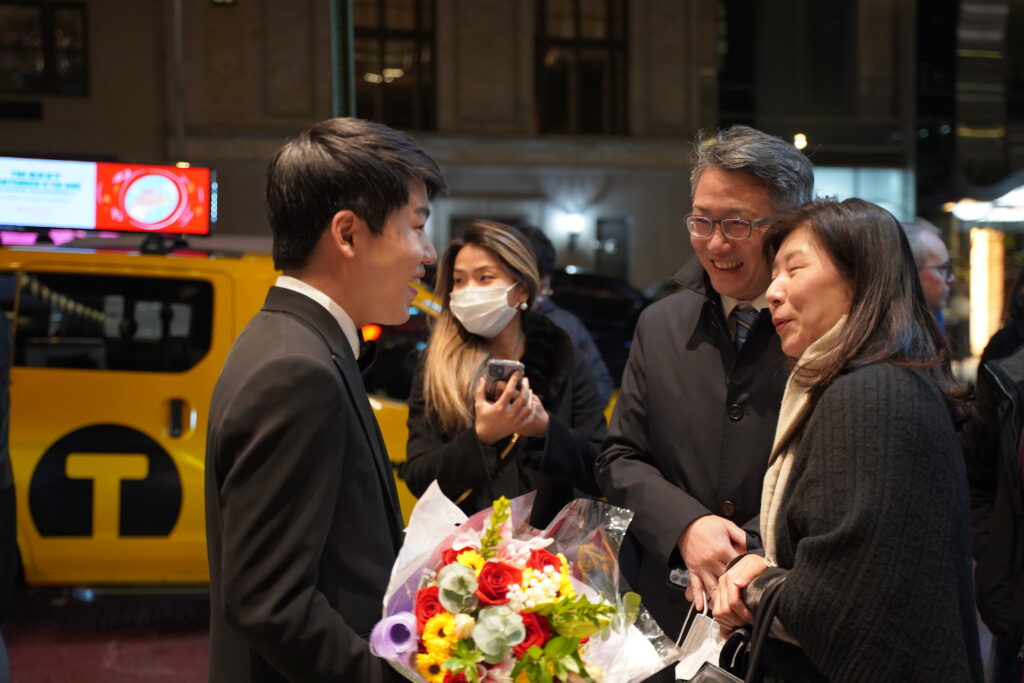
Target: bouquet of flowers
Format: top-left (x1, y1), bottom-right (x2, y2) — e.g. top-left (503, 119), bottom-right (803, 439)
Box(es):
top-left (371, 483), bottom-right (682, 683)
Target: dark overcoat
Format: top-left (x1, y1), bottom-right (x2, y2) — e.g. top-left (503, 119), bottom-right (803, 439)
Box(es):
top-left (596, 257), bottom-right (788, 639)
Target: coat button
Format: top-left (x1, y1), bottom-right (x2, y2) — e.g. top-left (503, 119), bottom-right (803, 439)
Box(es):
top-left (727, 403), bottom-right (744, 421)
top-left (721, 500), bottom-right (736, 517)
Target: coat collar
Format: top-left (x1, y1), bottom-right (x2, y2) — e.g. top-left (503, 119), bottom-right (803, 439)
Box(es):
top-left (521, 311), bottom-right (574, 402)
top-left (671, 257), bottom-right (709, 298)
top-left (262, 287), bottom-right (356, 362)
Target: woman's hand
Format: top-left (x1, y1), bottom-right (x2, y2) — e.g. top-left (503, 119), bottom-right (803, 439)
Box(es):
top-left (515, 389), bottom-right (549, 437)
top-left (474, 372), bottom-right (533, 445)
top-left (712, 554), bottom-right (767, 634)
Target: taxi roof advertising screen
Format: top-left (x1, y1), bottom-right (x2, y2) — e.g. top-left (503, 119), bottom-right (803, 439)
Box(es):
top-left (0, 157), bottom-right (216, 236)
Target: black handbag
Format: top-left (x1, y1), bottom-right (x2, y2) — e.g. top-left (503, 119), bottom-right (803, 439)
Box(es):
top-left (679, 577), bottom-right (786, 683)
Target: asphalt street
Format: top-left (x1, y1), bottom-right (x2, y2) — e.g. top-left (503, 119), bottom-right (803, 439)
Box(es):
top-left (3, 587), bottom-right (208, 682)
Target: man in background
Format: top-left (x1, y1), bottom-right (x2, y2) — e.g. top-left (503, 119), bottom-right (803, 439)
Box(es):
top-left (516, 223), bottom-right (614, 404)
top-left (903, 217), bottom-right (955, 326)
top-left (597, 126), bottom-right (814, 680)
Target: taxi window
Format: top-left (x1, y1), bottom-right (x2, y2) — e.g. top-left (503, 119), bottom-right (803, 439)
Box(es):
top-left (362, 305), bottom-right (430, 401)
top-left (12, 272), bottom-right (213, 372)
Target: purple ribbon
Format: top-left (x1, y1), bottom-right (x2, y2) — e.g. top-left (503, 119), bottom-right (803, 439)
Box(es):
top-left (369, 611), bottom-right (418, 661)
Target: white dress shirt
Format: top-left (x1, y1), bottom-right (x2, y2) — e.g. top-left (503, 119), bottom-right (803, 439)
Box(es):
top-left (720, 293), bottom-right (769, 338)
top-left (274, 275), bottom-right (361, 359)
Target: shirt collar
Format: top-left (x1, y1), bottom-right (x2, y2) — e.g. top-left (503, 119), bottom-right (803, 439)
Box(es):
top-left (720, 292), bottom-right (770, 320)
top-left (274, 275), bottom-right (361, 359)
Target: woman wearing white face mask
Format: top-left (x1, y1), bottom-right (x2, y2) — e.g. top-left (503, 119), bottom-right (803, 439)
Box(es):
top-left (401, 220), bottom-right (606, 527)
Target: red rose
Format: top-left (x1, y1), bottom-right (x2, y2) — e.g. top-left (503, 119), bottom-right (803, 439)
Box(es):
top-left (415, 586), bottom-right (444, 631)
top-left (443, 673), bottom-right (468, 683)
top-left (525, 548), bottom-right (563, 572)
top-left (513, 612), bottom-right (553, 657)
top-left (439, 546), bottom-right (475, 568)
top-left (475, 561), bottom-right (522, 605)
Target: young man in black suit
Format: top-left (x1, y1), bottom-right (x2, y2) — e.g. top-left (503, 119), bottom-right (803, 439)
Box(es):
top-left (205, 117), bottom-right (445, 682)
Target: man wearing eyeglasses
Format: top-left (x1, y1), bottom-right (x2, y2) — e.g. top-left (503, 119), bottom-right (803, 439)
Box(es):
top-left (903, 218), bottom-right (955, 325)
top-left (596, 126), bottom-right (814, 665)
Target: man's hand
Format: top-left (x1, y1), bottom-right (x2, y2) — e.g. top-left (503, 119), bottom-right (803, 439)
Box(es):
top-left (677, 515), bottom-right (747, 611)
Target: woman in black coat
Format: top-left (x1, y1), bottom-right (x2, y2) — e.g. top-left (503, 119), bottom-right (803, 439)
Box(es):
top-left (401, 220), bottom-right (605, 529)
top-left (713, 199), bottom-right (983, 682)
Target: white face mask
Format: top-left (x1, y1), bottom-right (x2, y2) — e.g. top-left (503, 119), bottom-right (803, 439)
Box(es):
top-left (449, 283), bottom-right (520, 338)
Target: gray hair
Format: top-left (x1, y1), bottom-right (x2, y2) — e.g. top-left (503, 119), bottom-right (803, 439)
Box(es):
top-left (690, 125), bottom-right (815, 210)
top-left (900, 217), bottom-right (942, 266)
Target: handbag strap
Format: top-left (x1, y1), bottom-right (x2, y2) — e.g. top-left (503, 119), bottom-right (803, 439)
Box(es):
top-left (743, 577), bottom-right (786, 683)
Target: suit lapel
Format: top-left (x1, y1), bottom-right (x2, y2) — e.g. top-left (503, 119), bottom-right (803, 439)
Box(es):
top-left (332, 352), bottom-right (405, 542)
top-left (263, 287), bottom-right (405, 547)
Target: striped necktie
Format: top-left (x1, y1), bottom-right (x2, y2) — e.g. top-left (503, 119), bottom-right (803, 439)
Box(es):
top-left (732, 305), bottom-right (759, 351)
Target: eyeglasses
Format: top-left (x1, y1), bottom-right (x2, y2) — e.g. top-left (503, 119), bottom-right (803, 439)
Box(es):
top-left (919, 260), bottom-right (955, 279)
top-left (684, 215), bottom-right (771, 241)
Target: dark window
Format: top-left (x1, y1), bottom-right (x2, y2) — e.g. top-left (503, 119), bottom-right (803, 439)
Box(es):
top-left (354, 0), bottom-right (436, 131)
top-left (717, 0), bottom-right (755, 127)
top-left (0, 2), bottom-right (87, 95)
top-left (535, 0), bottom-right (627, 135)
top-left (11, 273), bottom-right (212, 372)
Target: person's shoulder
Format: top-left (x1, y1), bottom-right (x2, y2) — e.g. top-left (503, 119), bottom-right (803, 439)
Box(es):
top-left (829, 362), bottom-right (915, 391)
top-left (981, 323), bottom-right (1024, 366)
top-left (542, 302), bottom-right (587, 332)
top-left (825, 363), bottom-right (942, 414)
top-left (639, 286), bottom-right (703, 324)
top-left (225, 310), bottom-right (340, 381)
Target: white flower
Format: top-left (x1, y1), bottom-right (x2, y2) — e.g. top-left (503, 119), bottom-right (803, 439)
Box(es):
top-left (505, 565), bottom-right (561, 612)
top-left (453, 613), bottom-right (475, 640)
top-left (502, 536), bottom-right (554, 566)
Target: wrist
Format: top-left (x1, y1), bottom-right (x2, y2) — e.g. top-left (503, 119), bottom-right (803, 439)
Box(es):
top-left (475, 423), bottom-right (496, 446)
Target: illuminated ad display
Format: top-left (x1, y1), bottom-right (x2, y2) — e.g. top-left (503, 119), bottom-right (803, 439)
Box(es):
top-left (0, 157), bottom-right (216, 235)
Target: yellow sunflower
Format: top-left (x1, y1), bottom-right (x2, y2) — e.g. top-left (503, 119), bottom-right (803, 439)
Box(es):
top-left (455, 549), bottom-right (485, 575)
top-left (414, 650), bottom-right (449, 683)
top-left (422, 612), bottom-right (458, 656)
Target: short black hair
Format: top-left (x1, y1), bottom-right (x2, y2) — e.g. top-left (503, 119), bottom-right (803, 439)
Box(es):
top-left (266, 117), bottom-right (446, 270)
top-left (513, 223), bottom-right (556, 278)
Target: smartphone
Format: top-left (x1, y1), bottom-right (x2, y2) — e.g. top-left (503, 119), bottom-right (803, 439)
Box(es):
top-left (485, 359), bottom-right (525, 401)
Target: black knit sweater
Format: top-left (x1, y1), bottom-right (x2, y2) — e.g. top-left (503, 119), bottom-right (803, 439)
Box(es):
top-left (753, 363), bottom-right (984, 682)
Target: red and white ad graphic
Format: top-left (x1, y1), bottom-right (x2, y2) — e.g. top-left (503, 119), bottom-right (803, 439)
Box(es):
top-left (0, 157), bottom-right (214, 236)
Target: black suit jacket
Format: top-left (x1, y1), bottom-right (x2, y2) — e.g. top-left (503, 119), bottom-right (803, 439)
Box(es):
top-left (205, 287), bottom-right (405, 682)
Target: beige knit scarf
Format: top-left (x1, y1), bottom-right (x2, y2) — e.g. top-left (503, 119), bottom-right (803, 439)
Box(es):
top-left (761, 315), bottom-right (847, 566)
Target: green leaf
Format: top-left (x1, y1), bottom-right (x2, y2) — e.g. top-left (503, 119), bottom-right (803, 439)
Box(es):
top-left (443, 657), bottom-right (481, 683)
top-left (450, 638), bottom-right (483, 663)
top-left (560, 655), bottom-right (582, 674)
top-left (511, 657), bottom-right (527, 678)
top-left (543, 636), bottom-right (579, 658)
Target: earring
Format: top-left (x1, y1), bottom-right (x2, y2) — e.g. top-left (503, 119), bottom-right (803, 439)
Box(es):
top-left (518, 301), bottom-right (528, 310)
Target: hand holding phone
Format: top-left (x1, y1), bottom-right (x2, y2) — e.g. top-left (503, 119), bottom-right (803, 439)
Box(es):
top-left (484, 359), bottom-right (525, 401)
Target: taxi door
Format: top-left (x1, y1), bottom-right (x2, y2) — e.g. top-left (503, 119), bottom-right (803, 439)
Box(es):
top-left (5, 257), bottom-right (235, 586)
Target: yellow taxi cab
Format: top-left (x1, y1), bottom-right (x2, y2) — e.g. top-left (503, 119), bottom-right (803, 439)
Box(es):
top-left (2, 243), bottom-right (432, 588)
